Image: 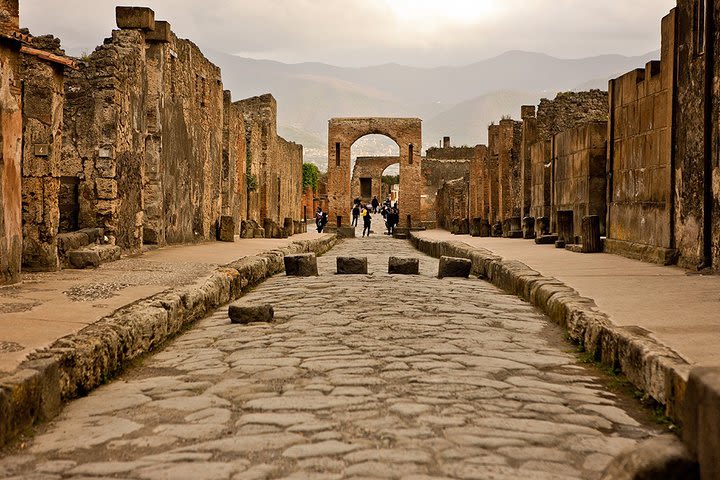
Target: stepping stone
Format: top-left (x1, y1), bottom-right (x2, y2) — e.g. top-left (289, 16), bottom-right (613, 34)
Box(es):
top-left (68, 249), bottom-right (101, 269)
top-left (228, 303), bottom-right (274, 324)
top-left (284, 253), bottom-right (318, 276)
top-left (438, 256), bottom-right (471, 279)
top-left (337, 227), bottom-right (356, 238)
top-left (337, 257), bottom-right (368, 274)
top-left (388, 257), bottom-right (419, 275)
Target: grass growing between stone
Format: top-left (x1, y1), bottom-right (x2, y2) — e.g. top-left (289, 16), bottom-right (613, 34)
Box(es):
top-left (573, 343), bottom-right (679, 434)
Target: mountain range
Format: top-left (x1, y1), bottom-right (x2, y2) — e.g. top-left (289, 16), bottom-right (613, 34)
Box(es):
top-left (206, 50), bottom-right (659, 170)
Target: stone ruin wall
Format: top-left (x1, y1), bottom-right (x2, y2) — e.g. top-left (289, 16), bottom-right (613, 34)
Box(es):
top-left (20, 34), bottom-right (64, 271)
top-left (423, 144), bottom-right (475, 223)
top-left (0, 0), bottom-right (22, 284)
top-left (606, 11), bottom-right (675, 263)
top-left (497, 119), bottom-right (523, 221)
top-left (350, 156), bottom-right (398, 204)
top-left (435, 177), bottom-right (468, 231)
top-left (536, 90), bottom-right (609, 141)
top-left (552, 121), bottom-right (608, 237)
top-left (1, 4), bottom-right (305, 284)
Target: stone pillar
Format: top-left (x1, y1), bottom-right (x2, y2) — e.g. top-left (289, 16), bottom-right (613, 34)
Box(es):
top-left (581, 215), bottom-right (602, 253)
top-left (556, 210), bottom-right (574, 246)
top-left (536, 216), bottom-right (550, 236)
top-left (0, 0), bottom-right (23, 284)
top-left (443, 136), bottom-right (450, 148)
top-left (523, 217), bottom-right (536, 239)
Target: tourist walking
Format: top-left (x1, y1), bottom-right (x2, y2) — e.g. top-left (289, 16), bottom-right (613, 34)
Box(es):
top-left (362, 205), bottom-right (372, 237)
top-left (351, 203), bottom-right (360, 227)
top-left (315, 207), bottom-right (327, 233)
top-left (387, 206), bottom-right (399, 235)
top-left (371, 196), bottom-right (379, 213)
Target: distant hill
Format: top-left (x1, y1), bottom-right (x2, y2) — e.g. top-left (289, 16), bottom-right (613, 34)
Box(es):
top-left (207, 50), bottom-right (659, 170)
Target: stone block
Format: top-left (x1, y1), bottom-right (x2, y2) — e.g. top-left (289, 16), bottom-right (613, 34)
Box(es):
top-left (68, 249), bottom-right (101, 269)
top-left (94, 245), bottom-right (121, 263)
top-left (535, 234), bottom-right (558, 245)
top-left (470, 218), bottom-right (483, 237)
top-left (78, 228), bottom-right (104, 244)
top-left (683, 367), bottom-right (720, 480)
top-left (145, 20), bottom-right (171, 42)
top-left (283, 218), bottom-right (294, 237)
top-left (600, 435), bottom-right (699, 480)
top-left (95, 178), bottom-right (117, 200)
top-left (388, 257), bottom-right (419, 275)
top-left (228, 303), bottom-right (274, 324)
top-left (522, 217), bottom-right (536, 239)
top-left (218, 216), bottom-right (235, 242)
top-left (116, 6), bottom-right (155, 30)
top-left (57, 232), bottom-right (90, 256)
top-left (337, 257), bottom-right (368, 275)
top-left (337, 227), bottom-right (355, 238)
top-left (438, 256), bottom-right (471, 279)
top-left (284, 253), bottom-right (318, 277)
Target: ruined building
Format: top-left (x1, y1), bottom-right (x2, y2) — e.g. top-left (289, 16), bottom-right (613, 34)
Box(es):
top-left (0, 4), bottom-right (304, 285)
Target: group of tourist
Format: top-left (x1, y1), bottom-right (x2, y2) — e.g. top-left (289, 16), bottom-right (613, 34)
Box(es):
top-left (314, 194), bottom-right (400, 237)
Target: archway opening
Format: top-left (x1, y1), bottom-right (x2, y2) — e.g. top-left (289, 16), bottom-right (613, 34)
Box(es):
top-left (381, 163), bottom-right (400, 206)
top-left (350, 134), bottom-right (400, 205)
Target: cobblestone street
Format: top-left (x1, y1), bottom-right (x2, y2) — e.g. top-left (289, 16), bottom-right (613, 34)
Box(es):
top-left (1, 234), bottom-right (659, 479)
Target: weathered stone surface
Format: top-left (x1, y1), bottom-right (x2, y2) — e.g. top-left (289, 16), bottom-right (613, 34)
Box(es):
top-left (683, 367), bottom-right (720, 480)
top-left (535, 234), bottom-right (558, 245)
top-left (228, 303), bottom-right (274, 324)
top-left (68, 250), bottom-right (101, 269)
top-left (218, 216), bottom-right (235, 242)
top-left (336, 256), bottom-right (368, 275)
top-left (523, 217), bottom-right (536, 239)
top-left (284, 253), bottom-right (319, 277)
top-left (115, 6), bottom-right (155, 30)
top-left (336, 227), bottom-right (355, 238)
top-left (438, 256), bottom-right (471, 278)
top-left (600, 435), bottom-right (699, 480)
top-left (388, 257), bottom-right (419, 275)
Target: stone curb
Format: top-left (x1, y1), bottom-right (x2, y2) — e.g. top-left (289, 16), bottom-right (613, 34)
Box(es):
top-left (408, 233), bottom-right (691, 422)
top-left (0, 235), bottom-right (337, 447)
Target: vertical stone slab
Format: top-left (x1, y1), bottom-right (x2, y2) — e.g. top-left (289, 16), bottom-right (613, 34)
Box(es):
top-left (557, 210), bottom-right (574, 245)
top-left (581, 215), bottom-right (602, 253)
top-left (0, 0), bottom-right (23, 284)
top-left (683, 367), bottom-right (720, 480)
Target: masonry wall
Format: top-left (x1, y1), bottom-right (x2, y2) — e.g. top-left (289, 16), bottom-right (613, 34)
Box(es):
top-left (468, 146), bottom-right (488, 221)
top-left (606, 11), bottom-right (675, 263)
top-left (711, 0), bottom-right (720, 270)
top-left (238, 94), bottom-right (302, 230)
top-left (351, 156), bottom-right (399, 204)
top-left (497, 119), bottom-right (523, 221)
top-left (19, 35), bottom-right (64, 271)
top-left (530, 140), bottom-right (552, 222)
top-left (423, 145), bottom-right (475, 222)
top-left (485, 125), bottom-right (500, 224)
top-left (223, 91), bottom-right (246, 232)
top-left (0, 0), bottom-right (23, 284)
top-left (435, 177), bottom-right (468, 230)
top-left (519, 106), bottom-right (538, 218)
top-left (537, 90), bottom-right (609, 141)
top-left (552, 121), bottom-right (608, 237)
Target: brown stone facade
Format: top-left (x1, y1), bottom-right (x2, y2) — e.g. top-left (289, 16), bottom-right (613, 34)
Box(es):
top-left (327, 118), bottom-right (421, 227)
top-left (20, 34), bottom-right (66, 271)
top-left (435, 177), bottom-right (468, 232)
top-left (0, 0), bottom-right (22, 284)
top-left (605, 11), bottom-right (676, 264)
top-left (529, 140), bottom-right (552, 222)
top-left (497, 119), bottom-right (524, 222)
top-left (552, 121), bottom-right (608, 237)
top-left (1, 5), bottom-right (304, 284)
top-left (423, 143), bottom-right (478, 224)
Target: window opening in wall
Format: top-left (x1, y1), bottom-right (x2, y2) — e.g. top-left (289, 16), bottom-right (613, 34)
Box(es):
top-left (59, 177), bottom-right (80, 233)
top-left (694, 0), bottom-right (706, 56)
top-left (335, 142), bottom-right (340, 166)
top-left (409, 144), bottom-right (414, 164)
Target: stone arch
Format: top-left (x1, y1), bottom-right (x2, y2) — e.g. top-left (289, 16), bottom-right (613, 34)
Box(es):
top-left (351, 155), bottom-right (400, 203)
top-left (327, 117), bottom-right (421, 227)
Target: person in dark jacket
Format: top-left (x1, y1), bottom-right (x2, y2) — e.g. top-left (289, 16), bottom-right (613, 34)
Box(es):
top-left (362, 205), bottom-right (372, 237)
top-left (351, 203), bottom-right (360, 227)
top-left (371, 196), bottom-right (379, 213)
top-left (315, 207), bottom-right (327, 233)
top-left (387, 207), bottom-right (399, 235)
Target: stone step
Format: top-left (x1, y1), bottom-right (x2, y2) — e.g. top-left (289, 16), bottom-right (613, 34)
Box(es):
top-left (68, 244), bottom-right (121, 269)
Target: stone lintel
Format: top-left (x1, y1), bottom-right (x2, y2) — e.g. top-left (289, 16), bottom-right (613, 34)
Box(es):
top-left (116, 6), bottom-right (155, 31)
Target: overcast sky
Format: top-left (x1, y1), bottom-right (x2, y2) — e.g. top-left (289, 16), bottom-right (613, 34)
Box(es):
top-left (21, 0), bottom-right (676, 67)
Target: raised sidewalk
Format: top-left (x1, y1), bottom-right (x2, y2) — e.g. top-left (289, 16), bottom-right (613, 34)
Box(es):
top-left (0, 232), bottom-right (335, 445)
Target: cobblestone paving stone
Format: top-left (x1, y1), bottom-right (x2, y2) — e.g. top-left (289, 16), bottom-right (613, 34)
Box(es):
top-left (0, 233), bottom-right (659, 479)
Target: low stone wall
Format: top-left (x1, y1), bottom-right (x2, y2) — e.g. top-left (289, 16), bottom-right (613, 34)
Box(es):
top-left (408, 232), bottom-right (690, 421)
top-left (0, 235), bottom-right (336, 447)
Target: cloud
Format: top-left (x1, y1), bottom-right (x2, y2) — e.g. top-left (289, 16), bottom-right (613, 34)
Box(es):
top-left (20, 0), bottom-right (676, 66)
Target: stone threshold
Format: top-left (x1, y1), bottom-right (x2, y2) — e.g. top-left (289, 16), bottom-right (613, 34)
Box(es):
top-left (0, 236), bottom-right (337, 447)
top-left (408, 232), bottom-right (690, 421)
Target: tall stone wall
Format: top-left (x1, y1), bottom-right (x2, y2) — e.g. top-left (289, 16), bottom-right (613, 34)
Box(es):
top-left (606, 11), bottom-right (676, 264)
top-left (485, 125), bottom-right (500, 224)
top-left (435, 177), bottom-right (468, 230)
top-left (238, 94), bottom-right (302, 231)
top-left (497, 119), bottom-right (523, 221)
top-left (529, 140), bottom-right (552, 222)
top-left (519, 106), bottom-right (538, 218)
top-left (710, 0), bottom-right (720, 270)
top-left (0, 0), bottom-right (22, 284)
top-left (20, 35), bottom-right (65, 271)
top-left (468, 146), bottom-right (488, 220)
top-left (423, 145), bottom-right (475, 222)
top-left (223, 91), bottom-right (246, 231)
top-left (552, 121), bottom-right (608, 237)
top-left (351, 156), bottom-right (399, 203)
